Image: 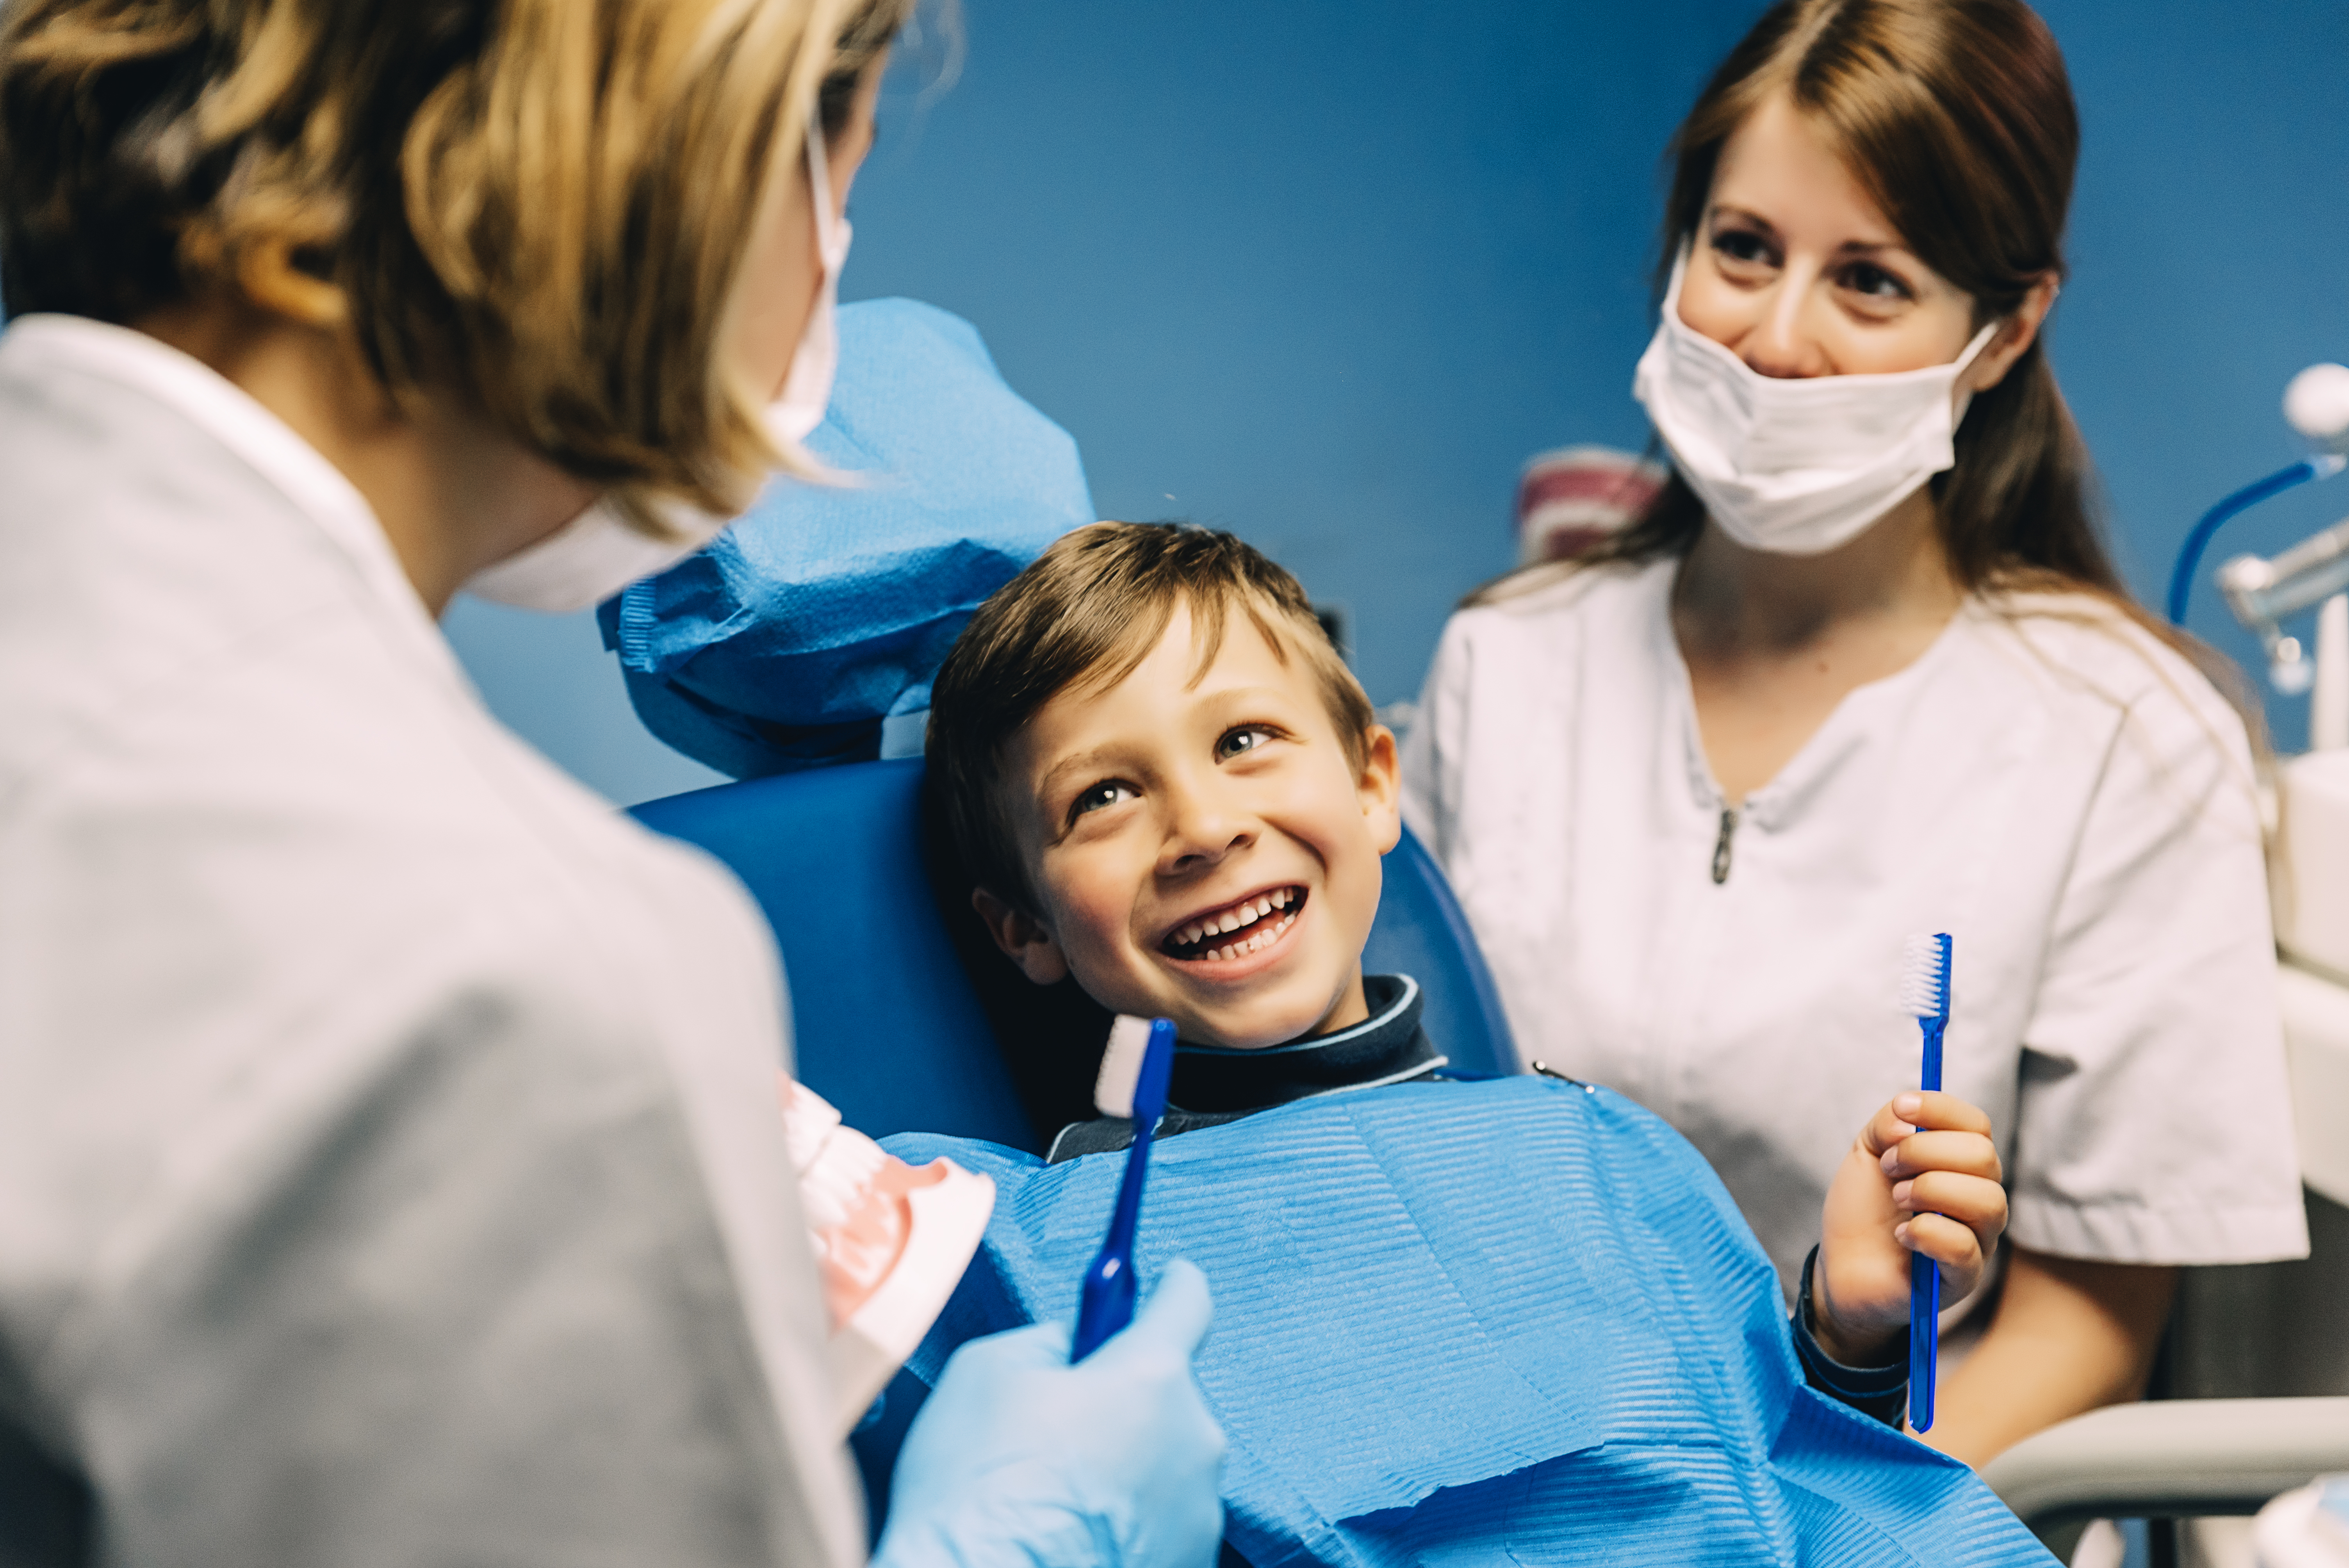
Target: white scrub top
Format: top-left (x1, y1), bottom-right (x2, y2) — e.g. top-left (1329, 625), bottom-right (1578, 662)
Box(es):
top-left (0, 316), bottom-right (864, 1567)
top-left (1403, 557), bottom-right (2308, 1291)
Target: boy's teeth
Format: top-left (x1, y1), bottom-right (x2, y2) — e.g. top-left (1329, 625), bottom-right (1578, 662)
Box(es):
top-left (1168, 890), bottom-right (1304, 959)
top-left (1185, 910), bottom-right (1297, 962)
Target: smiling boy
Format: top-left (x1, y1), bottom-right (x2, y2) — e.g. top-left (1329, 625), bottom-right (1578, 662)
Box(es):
top-left (936, 527), bottom-right (1392, 1053)
top-left (924, 520), bottom-right (2009, 1416)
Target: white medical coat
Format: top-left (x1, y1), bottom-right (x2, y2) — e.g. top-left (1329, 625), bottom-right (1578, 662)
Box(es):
top-left (1403, 558), bottom-right (2308, 1290)
top-left (0, 316), bottom-right (865, 1567)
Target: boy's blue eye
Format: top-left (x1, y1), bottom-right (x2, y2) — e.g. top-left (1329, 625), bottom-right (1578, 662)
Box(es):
top-left (1218, 725), bottom-right (1275, 760)
top-left (1073, 781), bottom-right (1136, 818)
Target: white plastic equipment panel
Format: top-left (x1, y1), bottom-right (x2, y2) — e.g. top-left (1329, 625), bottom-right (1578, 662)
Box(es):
top-left (2279, 962), bottom-right (2349, 1209)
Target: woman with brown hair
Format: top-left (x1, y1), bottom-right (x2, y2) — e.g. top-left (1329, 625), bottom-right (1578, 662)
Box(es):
top-left (1404, 0), bottom-right (2306, 1463)
top-left (0, 2), bottom-right (1222, 1562)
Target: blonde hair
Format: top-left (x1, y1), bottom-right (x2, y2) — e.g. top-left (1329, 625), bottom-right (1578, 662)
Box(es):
top-left (0, 0), bottom-right (915, 528)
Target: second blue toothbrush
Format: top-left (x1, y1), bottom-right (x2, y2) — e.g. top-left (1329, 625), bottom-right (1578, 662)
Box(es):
top-left (1898, 931), bottom-right (1953, 1433)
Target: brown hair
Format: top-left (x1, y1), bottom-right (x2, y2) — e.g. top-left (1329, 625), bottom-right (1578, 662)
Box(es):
top-left (1624, 0), bottom-right (2096, 583)
top-left (0, 0), bottom-right (914, 527)
top-left (927, 521), bottom-right (1378, 915)
top-left (1475, 0), bottom-right (2260, 733)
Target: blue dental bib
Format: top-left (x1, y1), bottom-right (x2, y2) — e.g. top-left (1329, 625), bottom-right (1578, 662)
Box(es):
top-left (886, 1077), bottom-right (2051, 1568)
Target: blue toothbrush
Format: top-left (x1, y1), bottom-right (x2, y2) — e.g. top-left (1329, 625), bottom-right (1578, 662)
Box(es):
top-left (1898, 932), bottom-right (1953, 1432)
top-left (1072, 1015), bottom-right (1178, 1362)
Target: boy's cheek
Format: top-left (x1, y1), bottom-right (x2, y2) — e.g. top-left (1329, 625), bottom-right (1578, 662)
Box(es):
top-left (1041, 886), bottom-right (1160, 1009)
top-left (1034, 845), bottom-right (1136, 947)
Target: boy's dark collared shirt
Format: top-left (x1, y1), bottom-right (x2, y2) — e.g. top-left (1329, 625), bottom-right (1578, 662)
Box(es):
top-left (1042, 971), bottom-right (1910, 1427)
top-left (1044, 973), bottom-right (1442, 1163)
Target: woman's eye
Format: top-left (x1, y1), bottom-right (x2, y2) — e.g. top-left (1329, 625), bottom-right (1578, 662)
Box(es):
top-left (1840, 261), bottom-right (1912, 302)
top-left (1217, 726), bottom-right (1275, 761)
top-left (1710, 229), bottom-right (1775, 268)
top-left (1072, 782), bottom-right (1135, 819)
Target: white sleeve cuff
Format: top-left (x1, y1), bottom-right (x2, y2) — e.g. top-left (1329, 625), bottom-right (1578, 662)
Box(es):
top-left (2009, 1192), bottom-right (2312, 1266)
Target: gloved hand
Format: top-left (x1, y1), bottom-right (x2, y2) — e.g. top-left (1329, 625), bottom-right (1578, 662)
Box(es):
top-left (871, 1259), bottom-right (1225, 1568)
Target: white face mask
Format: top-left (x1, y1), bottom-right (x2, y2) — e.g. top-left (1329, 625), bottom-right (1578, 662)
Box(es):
top-left (465, 120), bottom-right (855, 614)
top-left (1631, 248), bottom-right (1999, 556)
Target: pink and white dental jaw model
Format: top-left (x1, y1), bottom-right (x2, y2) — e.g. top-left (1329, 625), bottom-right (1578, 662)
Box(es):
top-left (780, 1080), bottom-right (997, 1435)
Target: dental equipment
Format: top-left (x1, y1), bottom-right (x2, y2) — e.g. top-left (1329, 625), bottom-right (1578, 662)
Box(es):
top-left (2216, 501), bottom-right (2349, 697)
top-left (2174, 456), bottom-right (2347, 634)
top-left (1072, 1015), bottom-right (1177, 1362)
top-left (1899, 932), bottom-right (1953, 1434)
top-left (2177, 363), bottom-right (2349, 693)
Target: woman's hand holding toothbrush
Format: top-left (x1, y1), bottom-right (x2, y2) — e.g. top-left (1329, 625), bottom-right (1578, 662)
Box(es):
top-left (1812, 1091), bottom-right (2007, 1367)
top-left (875, 1258), bottom-right (1226, 1568)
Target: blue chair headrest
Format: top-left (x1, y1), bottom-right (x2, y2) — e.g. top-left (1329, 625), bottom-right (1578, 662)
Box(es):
top-left (634, 759), bottom-right (1039, 1147)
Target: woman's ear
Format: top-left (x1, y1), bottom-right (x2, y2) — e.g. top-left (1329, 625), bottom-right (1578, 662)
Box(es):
top-left (1963, 272), bottom-right (2060, 397)
top-left (1357, 723), bottom-right (1403, 854)
top-left (236, 236), bottom-right (348, 328)
top-left (970, 886), bottom-right (1071, 985)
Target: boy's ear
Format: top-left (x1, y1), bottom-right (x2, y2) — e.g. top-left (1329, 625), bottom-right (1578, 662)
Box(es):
top-left (970, 886), bottom-right (1071, 985)
top-left (1357, 723), bottom-right (1403, 854)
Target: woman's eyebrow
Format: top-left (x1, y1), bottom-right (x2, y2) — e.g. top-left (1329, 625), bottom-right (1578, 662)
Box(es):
top-left (1833, 238), bottom-right (1913, 260)
top-left (1707, 203), bottom-right (1779, 237)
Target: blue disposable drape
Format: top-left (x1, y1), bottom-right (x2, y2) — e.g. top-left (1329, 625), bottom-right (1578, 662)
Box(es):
top-left (889, 1078), bottom-right (2054, 1568)
top-left (601, 298), bottom-right (1093, 778)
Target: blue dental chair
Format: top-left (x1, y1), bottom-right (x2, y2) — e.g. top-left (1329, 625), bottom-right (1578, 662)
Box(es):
top-left (629, 755), bottom-right (1518, 1152)
top-left (633, 755), bottom-right (1522, 1539)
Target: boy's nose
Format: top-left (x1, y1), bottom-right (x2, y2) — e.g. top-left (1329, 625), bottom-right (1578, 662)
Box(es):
top-left (1160, 792), bottom-right (1256, 875)
top-left (1166, 830), bottom-right (1252, 877)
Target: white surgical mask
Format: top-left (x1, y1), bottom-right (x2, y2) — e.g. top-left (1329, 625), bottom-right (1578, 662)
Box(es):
top-left (466, 119), bottom-right (855, 613)
top-left (1631, 248), bottom-right (1999, 556)
top-left (768, 105), bottom-right (852, 450)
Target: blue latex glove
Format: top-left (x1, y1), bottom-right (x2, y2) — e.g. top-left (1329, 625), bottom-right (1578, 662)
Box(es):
top-left (872, 1259), bottom-right (1224, 1568)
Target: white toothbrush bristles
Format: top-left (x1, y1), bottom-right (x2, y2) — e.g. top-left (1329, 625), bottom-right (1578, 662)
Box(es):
top-left (1094, 1014), bottom-right (1153, 1119)
top-left (1898, 933), bottom-right (1952, 1021)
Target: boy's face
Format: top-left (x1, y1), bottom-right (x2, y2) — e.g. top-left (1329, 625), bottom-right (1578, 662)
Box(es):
top-left (975, 603), bottom-right (1401, 1049)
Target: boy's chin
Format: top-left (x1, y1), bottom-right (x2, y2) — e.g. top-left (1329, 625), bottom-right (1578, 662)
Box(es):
top-left (1153, 971), bottom-right (1358, 1051)
top-left (1071, 940), bottom-right (1362, 1050)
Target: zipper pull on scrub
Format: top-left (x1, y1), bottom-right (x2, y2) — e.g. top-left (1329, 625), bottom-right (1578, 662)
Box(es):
top-left (1711, 807), bottom-right (1738, 885)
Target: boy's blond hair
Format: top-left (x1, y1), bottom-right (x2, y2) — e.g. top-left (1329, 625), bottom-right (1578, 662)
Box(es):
top-left (927, 522), bottom-right (1377, 916)
top-left (0, 0), bottom-right (911, 530)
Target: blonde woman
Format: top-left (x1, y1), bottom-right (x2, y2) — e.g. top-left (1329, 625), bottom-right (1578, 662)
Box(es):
top-left (1404, 0), bottom-right (2305, 1465)
top-left (0, 3), bottom-right (1220, 1563)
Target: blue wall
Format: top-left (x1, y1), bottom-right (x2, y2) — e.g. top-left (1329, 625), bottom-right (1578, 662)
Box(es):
top-left (457, 0), bottom-right (2349, 792)
top-left (832, 0), bottom-right (1762, 711)
top-left (2046, 0), bottom-right (2349, 747)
